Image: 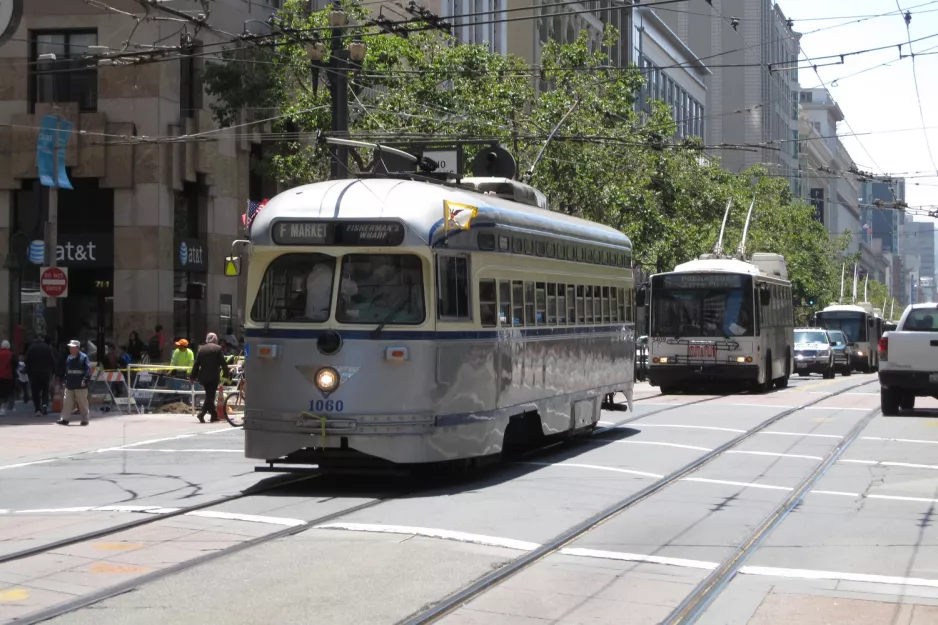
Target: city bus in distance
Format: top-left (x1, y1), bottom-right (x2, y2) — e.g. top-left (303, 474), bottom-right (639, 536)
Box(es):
top-left (226, 175), bottom-right (636, 471)
top-left (814, 303), bottom-right (881, 372)
top-left (644, 253), bottom-right (794, 394)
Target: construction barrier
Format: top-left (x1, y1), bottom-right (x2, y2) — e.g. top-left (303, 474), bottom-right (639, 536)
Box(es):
top-left (125, 364), bottom-right (207, 414)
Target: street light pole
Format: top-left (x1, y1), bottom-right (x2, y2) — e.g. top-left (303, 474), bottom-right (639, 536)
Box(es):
top-left (329, 4), bottom-right (349, 180)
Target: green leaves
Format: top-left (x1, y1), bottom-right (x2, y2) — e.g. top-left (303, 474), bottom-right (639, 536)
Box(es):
top-left (202, 7), bottom-right (853, 303)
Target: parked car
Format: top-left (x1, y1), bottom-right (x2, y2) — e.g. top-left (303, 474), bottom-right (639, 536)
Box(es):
top-left (825, 329), bottom-right (853, 376)
top-left (878, 304), bottom-right (938, 415)
top-left (794, 328), bottom-right (835, 378)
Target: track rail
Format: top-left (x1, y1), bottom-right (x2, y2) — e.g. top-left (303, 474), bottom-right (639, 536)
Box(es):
top-left (400, 377), bottom-right (880, 625)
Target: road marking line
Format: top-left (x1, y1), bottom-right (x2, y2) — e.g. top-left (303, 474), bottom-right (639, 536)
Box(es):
top-left (739, 565), bottom-right (938, 588)
top-left (862, 436), bottom-right (938, 445)
top-left (861, 460), bottom-right (938, 471)
top-left (204, 427), bottom-right (241, 433)
top-left (761, 431), bottom-right (844, 439)
top-left (839, 459), bottom-right (878, 465)
top-left (634, 424), bottom-right (747, 433)
top-left (98, 448), bottom-right (242, 453)
top-left (810, 490), bottom-right (862, 497)
top-left (315, 522), bottom-right (540, 551)
top-left (726, 450), bottom-right (825, 461)
top-left (613, 440), bottom-right (713, 452)
top-left (14, 506), bottom-right (94, 514)
top-left (185, 511), bottom-right (307, 527)
top-left (680, 477), bottom-right (794, 491)
top-left (520, 462), bottom-right (664, 479)
top-left (560, 547), bottom-right (719, 570)
top-left (804, 407), bottom-right (871, 412)
top-left (867, 494), bottom-right (938, 504)
top-left (561, 546), bottom-right (938, 589)
top-left (93, 434), bottom-right (200, 453)
top-left (713, 403), bottom-right (795, 409)
top-left (0, 589), bottom-right (30, 602)
top-left (0, 458), bottom-right (59, 471)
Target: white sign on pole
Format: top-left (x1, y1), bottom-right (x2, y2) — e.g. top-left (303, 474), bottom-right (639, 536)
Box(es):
top-left (423, 149), bottom-right (458, 174)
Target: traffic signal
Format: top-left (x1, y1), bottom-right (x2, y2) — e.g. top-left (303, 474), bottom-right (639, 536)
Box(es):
top-left (807, 296), bottom-right (817, 307)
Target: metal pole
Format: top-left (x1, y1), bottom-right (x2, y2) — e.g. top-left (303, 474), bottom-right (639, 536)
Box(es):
top-left (329, 4), bottom-right (349, 180)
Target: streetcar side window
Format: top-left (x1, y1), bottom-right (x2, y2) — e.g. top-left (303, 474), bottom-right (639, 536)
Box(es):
top-left (611, 288), bottom-right (619, 322)
top-left (576, 286), bottom-right (585, 323)
top-left (584, 286), bottom-right (594, 323)
top-left (547, 283), bottom-right (558, 324)
top-left (557, 283), bottom-right (567, 324)
top-left (512, 281), bottom-right (523, 326)
top-left (436, 255), bottom-right (471, 320)
top-left (479, 279), bottom-right (497, 328)
top-left (498, 281), bottom-right (511, 326)
top-left (621, 288), bottom-right (628, 322)
top-left (524, 282), bottom-right (535, 326)
top-left (602, 286), bottom-right (611, 323)
top-left (535, 282), bottom-right (547, 325)
top-left (593, 286), bottom-right (601, 324)
top-left (567, 285), bottom-right (576, 325)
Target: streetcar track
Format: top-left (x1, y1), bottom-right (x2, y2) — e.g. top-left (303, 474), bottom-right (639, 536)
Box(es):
top-left (12, 496), bottom-right (391, 625)
top-left (0, 471), bottom-right (322, 565)
top-left (399, 377), bottom-right (881, 625)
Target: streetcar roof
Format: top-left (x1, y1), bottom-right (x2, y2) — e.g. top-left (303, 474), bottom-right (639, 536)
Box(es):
top-left (250, 178), bottom-right (632, 249)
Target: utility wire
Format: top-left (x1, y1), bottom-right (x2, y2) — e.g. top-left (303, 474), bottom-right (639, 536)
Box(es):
top-left (895, 0), bottom-right (938, 175)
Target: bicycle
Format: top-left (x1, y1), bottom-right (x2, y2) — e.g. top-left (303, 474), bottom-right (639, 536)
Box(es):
top-left (221, 366), bottom-right (245, 427)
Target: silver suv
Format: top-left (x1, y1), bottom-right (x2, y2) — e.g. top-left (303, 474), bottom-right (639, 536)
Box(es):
top-left (794, 328), bottom-right (835, 378)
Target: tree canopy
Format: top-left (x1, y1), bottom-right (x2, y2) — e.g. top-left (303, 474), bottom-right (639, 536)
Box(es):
top-left (202, 0), bottom-right (866, 312)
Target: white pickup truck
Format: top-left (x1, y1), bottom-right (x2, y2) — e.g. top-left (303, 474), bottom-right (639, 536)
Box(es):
top-left (878, 303), bottom-right (938, 415)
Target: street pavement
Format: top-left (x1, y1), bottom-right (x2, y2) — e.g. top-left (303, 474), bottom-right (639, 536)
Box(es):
top-left (4, 373), bottom-right (938, 624)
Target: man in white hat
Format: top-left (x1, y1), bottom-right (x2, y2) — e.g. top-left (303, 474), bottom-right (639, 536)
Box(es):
top-left (56, 339), bottom-right (92, 426)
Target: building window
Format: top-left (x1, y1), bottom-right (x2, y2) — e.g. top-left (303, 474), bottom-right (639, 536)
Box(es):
top-left (30, 31), bottom-right (98, 112)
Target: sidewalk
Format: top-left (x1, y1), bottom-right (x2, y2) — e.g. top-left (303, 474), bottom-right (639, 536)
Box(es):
top-left (0, 399), bottom-right (230, 467)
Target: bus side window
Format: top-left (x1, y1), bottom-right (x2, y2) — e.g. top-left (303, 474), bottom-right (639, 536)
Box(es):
top-left (479, 279), bottom-right (497, 328)
top-left (499, 281), bottom-right (511, 326)
top-left (437, 255), bottom-right (470, 320)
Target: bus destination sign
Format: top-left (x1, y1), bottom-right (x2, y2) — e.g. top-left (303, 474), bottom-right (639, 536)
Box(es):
top-left (272, 221), bottom-right (405, 246)
top-left (660, 274), bottom-right (744, 289)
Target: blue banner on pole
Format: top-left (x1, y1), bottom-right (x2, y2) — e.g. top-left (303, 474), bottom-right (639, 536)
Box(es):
top-left (36, 115), bottom-right (57, 188)
top-left (55, 119), bottom-right (73, 190)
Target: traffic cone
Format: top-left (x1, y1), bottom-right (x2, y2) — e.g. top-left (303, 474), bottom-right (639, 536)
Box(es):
top-left (51, 380), bottom-right (63, 413)
top-left (215, 383), bottom-right (226, 422)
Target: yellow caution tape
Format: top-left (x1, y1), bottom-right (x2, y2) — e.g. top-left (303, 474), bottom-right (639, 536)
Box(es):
top-left (300, 411), bottom-right (327, 449)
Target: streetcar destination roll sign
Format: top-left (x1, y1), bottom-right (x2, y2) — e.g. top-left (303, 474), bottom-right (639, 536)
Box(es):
top-left (272, 221), bottom-right (405, 246)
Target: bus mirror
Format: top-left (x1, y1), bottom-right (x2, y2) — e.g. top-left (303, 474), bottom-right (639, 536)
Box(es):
top-left (635, 288), bottom-right (646, 308)
top-left (760, 288), bottom-right (771, 306)
top-left (868, 317), bottom-right (874, 327)
top-left (224, 256), bottom-right (242, 277)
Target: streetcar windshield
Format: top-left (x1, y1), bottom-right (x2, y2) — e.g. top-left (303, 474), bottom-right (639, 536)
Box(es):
top-left (250, 253), bottom-right (336, 323)
top-left (817, 312), bottom-right (867, 342)
top-left (795, 330), bottom-right (828, 344)
top-left (336, 254), bottom-right (425, 324)
top-left (650, 273), bottom-right (754, 338)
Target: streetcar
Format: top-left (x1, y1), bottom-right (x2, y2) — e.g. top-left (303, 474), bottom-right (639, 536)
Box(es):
top-left (643, 253), bottom-right (794, 393)
top-left (226, 175), bottom-right (635, 469)
top-left (814, 303), bottom-right (880, 372)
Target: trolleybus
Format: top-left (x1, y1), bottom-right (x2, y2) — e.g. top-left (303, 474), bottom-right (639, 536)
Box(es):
top-left (814, 302), bottom-right (880, 372)
top-left (227, 175), bottom-right (636, 470)
top-left (644, 253), bottom-right (794, 393)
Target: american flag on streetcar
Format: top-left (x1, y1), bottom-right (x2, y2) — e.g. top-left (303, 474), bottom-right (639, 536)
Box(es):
top-left (244, 199), bottom-right (268, 228)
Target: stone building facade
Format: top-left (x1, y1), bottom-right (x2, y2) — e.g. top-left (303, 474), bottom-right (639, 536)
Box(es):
top-left (0, 0), bottom-right (273, 352)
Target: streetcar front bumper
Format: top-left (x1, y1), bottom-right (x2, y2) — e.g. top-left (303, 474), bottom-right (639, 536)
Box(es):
top-left (648, 364), bottom-right (760, 385)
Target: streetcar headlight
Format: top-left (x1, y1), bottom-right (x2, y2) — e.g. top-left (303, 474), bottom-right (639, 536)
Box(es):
top-left (315, 367), bottom-right (340, 392)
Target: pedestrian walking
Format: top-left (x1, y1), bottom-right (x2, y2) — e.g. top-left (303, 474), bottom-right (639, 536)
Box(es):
top-left (190, 333), bottom-right (230, 424)
top-left (148, 325), bottom-right (165, 363)
top-left (0, 340), bottom-right (15, 414)
top-left (25, 337), bottom-right (57, 415)
top-left (56, 340), bottom-right (92, 426)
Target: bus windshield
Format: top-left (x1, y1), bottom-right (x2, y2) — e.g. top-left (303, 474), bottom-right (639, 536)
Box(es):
top-left (336, 254), bottom-right (425, 324)
top-left (651, 273), bottom-right (754, 338)
top-left (817, 311), bottom-right (867, 343)
top-left (250, 253), bottom-right (336, 323)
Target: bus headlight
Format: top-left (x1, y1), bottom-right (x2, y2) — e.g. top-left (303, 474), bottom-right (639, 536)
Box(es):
top-left (315, 367), bottom-right (340, 392)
